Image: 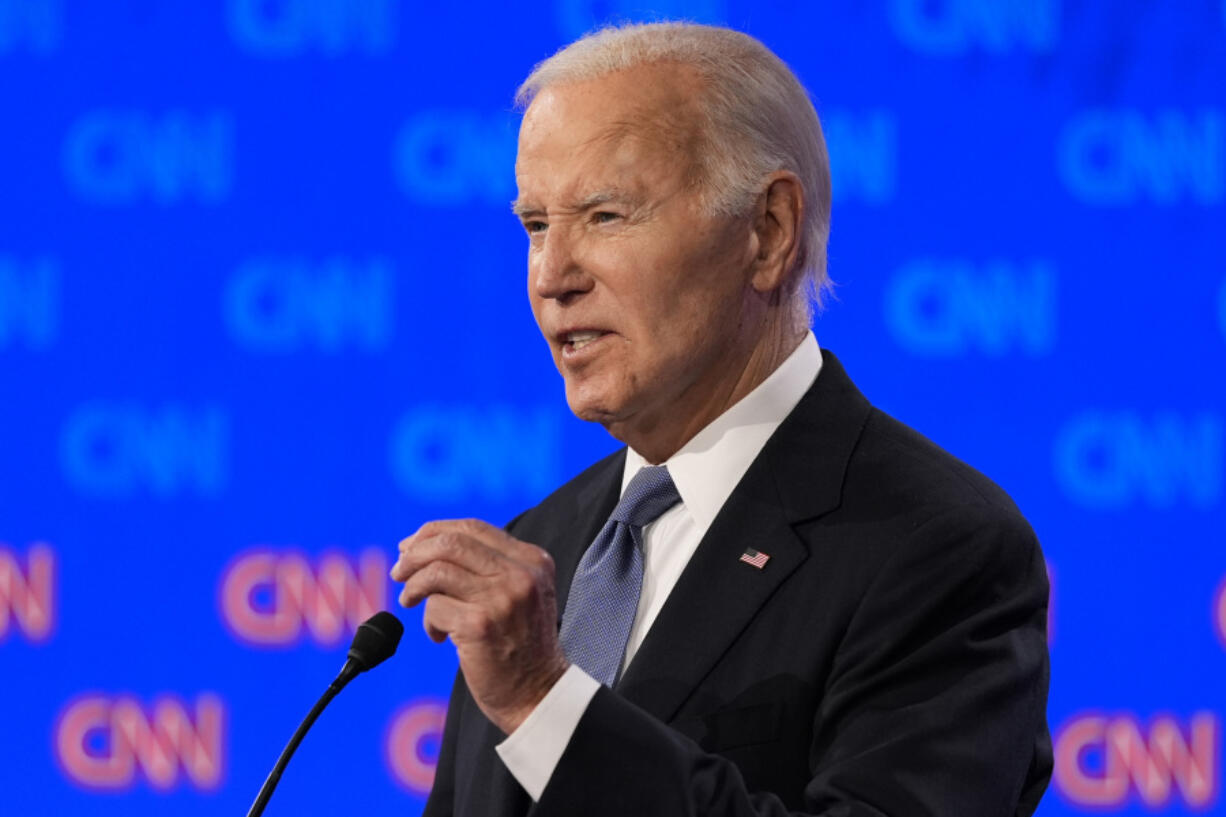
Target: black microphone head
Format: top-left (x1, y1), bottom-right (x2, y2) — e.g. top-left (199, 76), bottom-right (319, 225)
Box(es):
top-left (346, 611), bottom-right (404, 673)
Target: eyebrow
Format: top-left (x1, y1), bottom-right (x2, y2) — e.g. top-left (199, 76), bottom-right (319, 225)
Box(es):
top-left (510, 200), bottom-right (543, 218)
top-left (511, 189), bottom-right (638, 219)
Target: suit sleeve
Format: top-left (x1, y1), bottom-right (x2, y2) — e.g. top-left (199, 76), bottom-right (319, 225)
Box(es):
top-left (530, 504), bottom-right (1052, 817)
top-left (421, 671), bottom-right (464, 817)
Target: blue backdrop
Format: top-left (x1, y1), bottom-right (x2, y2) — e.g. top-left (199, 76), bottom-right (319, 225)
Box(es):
top-left (1, 1), bottom-right (1224, 814)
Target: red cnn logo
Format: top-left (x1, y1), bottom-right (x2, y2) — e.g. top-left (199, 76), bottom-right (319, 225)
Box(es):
top-left (385, 700), bottom-right (447, 795)
top-left (54, 693), bottom-right (226, 791)
top-left (0, 542), bottom-right (56, 642)
top-left (1215, 577), bottom-right (1226, 649)
top-left (220, 547), bottom-right (389, 646)
top-left (1054, 711), bottom-right (1219, 810)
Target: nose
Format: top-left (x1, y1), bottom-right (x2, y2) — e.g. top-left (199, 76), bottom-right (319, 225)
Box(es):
top-left (531, 225), bottom-right (592, 304)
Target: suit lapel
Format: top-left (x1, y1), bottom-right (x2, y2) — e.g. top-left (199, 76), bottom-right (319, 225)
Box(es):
top-left (551, 449), bottom-right (625, 620)
top-left (460, 355), bottom-right (872, 815)
top-left (614, 475), bottom-right (807, 722)
top-left (614, 351), bottom-right (872, 723)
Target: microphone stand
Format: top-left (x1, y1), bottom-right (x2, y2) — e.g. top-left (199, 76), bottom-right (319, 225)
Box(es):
top-left (243, 611), bottom-right (402, 816)
top-left (245, 662), bottom-right (361, 817)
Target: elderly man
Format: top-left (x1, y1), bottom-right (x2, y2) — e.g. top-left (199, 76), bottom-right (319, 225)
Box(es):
top-left (391, 22), bottom-right (1051, 817)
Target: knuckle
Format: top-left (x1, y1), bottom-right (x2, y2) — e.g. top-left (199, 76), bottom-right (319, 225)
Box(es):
top-left (491, 589), bottom-right (516, 617)
top-left (458, 518), bottom-right (485, 534)
top-left (505, 570), bottom-right (533, 599)
top-left (469, 610), bottom-right (493, 639)
top-left (419, 519), bottom-right (461, 542)
top-left (533, 548), bottom-right (556, 577)
top-left (423, 561), bottom-right (447, 585)
top-left (436, 533), bottom-right (463, 557)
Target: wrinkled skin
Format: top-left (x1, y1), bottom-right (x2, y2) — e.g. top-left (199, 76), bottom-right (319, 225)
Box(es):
top-left (391, 62), bottom-right (807, 734)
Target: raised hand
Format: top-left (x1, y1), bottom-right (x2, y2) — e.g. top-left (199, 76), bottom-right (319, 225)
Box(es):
top-left (391, 518), bottom-right (569, 734)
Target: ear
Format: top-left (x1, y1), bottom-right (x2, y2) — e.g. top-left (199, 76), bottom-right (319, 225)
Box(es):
top-left (749, 171), bottom-right (804, 294)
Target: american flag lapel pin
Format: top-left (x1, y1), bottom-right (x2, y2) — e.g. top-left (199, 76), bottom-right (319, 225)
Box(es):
top-left (739, 548), bottom-right (770, 569)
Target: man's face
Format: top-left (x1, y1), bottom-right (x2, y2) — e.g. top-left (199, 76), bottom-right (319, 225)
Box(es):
top-left (515, 65), bottom-right (758, 445)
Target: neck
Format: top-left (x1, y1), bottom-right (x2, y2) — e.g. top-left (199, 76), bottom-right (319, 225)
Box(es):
top-left (615, 316), bottom-right (807, 464)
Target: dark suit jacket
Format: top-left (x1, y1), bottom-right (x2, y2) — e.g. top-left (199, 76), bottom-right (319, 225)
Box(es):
top-left (424, 351), bottom-right (1051, 817)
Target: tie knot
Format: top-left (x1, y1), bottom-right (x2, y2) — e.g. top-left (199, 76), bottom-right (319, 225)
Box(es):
top-left (612, 465), bottom-right (681, 528)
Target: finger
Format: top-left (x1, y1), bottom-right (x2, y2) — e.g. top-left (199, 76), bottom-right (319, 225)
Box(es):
top-left (392, 526), bottom-right (507, 582)
top-left (448, 518), bottom-right (551, 567)
top-left (392, 522), bottom-right (449, 578)
top-left (391, 535), bottom-right (498, 585)
top-left (451, 520), bottom-right (557, 582)
top-left (405, 519), bottom-right (556, 583)
top-left (397, 559), bottom-right (486, 609)
top-left (410, 519), bottom-right (534, 561)
top-left (399, 517), bottom-right (469, 548)
top-left (421, 593), bottom-right (476, 643)
top-left (394, 519), bottom-right (467, 566)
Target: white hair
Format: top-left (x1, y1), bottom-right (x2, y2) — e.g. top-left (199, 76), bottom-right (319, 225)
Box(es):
top-left (516, 22), bottom-right (833, 316)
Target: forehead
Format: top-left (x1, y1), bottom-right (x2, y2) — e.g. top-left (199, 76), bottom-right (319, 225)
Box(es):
top-left (514, 65), bottom-right (704, 205)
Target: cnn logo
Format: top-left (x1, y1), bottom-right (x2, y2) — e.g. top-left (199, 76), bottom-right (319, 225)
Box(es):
top-left (385, 700), bottom-right (447, 795)
top-left (219, 547), bottom-right (389, 646)
top-left (55, 693), bottom-right (226, 791)
top-left (1216, 577), bottom-right (1226, 650)
top-left (0, 542), bottom-right (56, 642)
top-left (1054, 711), bottom-right (1219, 810)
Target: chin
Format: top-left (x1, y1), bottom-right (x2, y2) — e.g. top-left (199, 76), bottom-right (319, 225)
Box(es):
top-left (564, 381), bottom-right (627, 426)
top-left (565, 395), bottom-right (618, 425)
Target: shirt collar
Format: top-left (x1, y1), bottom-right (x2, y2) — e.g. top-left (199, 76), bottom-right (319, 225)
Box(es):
top-left (622, 331), bottom-right (823, 532)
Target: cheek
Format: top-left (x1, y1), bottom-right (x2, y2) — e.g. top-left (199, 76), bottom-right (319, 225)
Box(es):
top-left (653, 259), bottom-right (745, 333)
top-left (526, 266), bottom-right (548, 329)
top-left (619, 288), bottom-right (733, 387)
top-left (528, 290), bottom-right (544, 330)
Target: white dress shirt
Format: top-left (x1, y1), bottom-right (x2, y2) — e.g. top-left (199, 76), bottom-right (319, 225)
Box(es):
top-left (495, 332), bottom-right (823, 800)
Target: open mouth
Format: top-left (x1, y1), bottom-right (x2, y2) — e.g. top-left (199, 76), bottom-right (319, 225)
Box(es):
top-left (568, 331), bottom-right (603, 350)
top-left (561, 330), bottom-right (611, 357)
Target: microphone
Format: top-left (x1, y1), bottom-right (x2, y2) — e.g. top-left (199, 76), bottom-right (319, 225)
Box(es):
top-left (337, 610), bottom-right (405, 686)
top-left (246, 611), bottom-right (405, 817)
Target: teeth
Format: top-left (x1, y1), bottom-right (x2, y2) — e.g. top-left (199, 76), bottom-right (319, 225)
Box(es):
top-left (567, 331), bottom-right (602, 350)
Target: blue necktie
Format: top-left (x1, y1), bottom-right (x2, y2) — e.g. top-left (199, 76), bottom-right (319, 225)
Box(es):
top-left (559, 465), bottom-right (682, 686)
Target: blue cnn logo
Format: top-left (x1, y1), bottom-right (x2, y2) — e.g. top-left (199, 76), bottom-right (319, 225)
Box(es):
top-left (62, 110), bottom-right (234, 205)
top-left (889, 0), bottom-right (1059, 55)
top-left (1218, 278), bottom-right (1226, 343)
top-left (0, 255), bottom-right (57, 350)
top-left (1058, 109), bottom-right (1224, 205)
top-left (393, 111), bottom-right (516, 206)
top-left (554, 0), bottom-right (726, 40)
top-left (1054, 412), bottom-right (1223, 510)
top-left (825, 111), bottom-right (898, 205)
top-left (224, 257), bottom-right (394, 353)
top-left (389, 406), bottom-right (561, 504)
top-left (60, 404), bottom-right (229, 499)
top-left (0, 0), bottom-right (60, 54)
top-left (227, 0), bottom-right (396, 57)
top-left (884, 259), bottom-right (1057, 357)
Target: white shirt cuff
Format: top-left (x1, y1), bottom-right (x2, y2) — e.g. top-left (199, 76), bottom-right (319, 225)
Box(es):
top-left (494, 663), bottom-right (601, 801)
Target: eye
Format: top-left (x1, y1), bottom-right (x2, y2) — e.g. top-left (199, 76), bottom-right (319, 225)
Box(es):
top-left (523, 220), bottom-right (547, 235)
top-left (592, 211), bottom-right (621, 225)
